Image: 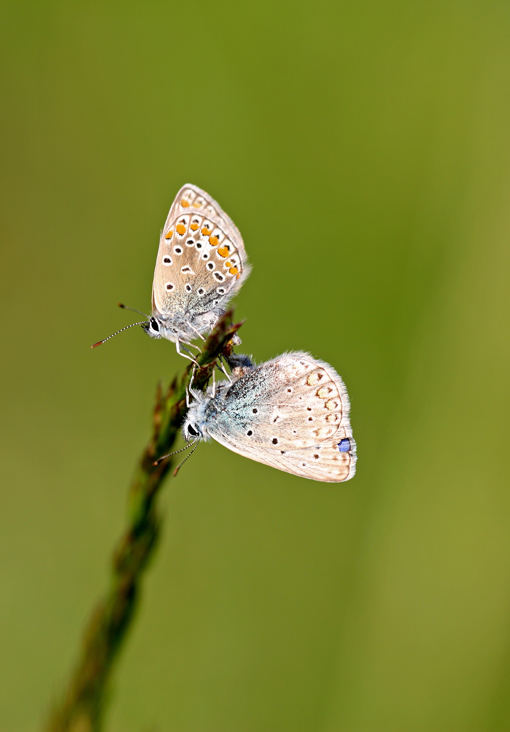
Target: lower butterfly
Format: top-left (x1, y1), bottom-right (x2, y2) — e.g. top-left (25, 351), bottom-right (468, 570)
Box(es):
top-left (179, 352), bottom-right (356, 482)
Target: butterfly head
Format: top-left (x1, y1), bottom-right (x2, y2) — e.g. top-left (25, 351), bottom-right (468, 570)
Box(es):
top-left (142, 313), bottom-right (195, 344)
top-left (142, 316), bottom-right (163, 340)
top-left (182, 396), bottom-right (211, 443)
top-left (184, 421), bottom-right (202, 442)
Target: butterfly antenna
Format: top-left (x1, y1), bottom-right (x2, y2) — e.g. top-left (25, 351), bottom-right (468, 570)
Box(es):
top-left (91, 320), bottom-right (148, 348)
top-left (173, 441), bottom-right (199, 477)
top-left (153, 440), bottom-right (198, 466)
top-left (118, 302), bottom-right (150, 318)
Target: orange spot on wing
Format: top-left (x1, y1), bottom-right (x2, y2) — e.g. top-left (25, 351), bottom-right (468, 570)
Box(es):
top-left (217, 246), bottom-right (230, 257)
top-left (209, 235), bottom-right (219, 246)
top-left (229, 266), bottom-right (239, 276)
top-left (193, 202), bottom-right (201, 208)
top-left (181, 199), bottom-right (190, 208)
top-left (165, 229), bottom-right (173, 240)
top-left (201, 226), bottom-right (212, 235)
top-left (225, 261), bottom-right (232, 268)
top-left (176, 223), bottom-right (186, 235)
top-left (190, 223), bottom-right (199, 231)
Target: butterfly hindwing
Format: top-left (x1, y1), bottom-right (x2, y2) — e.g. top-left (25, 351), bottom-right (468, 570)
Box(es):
top-left (204, 352), bottom-right (356, 483)
top-left (152, 184), bottom-right (250, 328)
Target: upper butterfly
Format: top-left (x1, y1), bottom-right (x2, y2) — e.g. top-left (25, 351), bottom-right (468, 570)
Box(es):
top-left (92, 184), bottom-right (250, 357)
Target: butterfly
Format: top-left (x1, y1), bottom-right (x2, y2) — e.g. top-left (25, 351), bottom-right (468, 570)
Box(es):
top-left (179, 352), bottom-right (357, 482)
top-left (92, 184), bottom-right (250, 359)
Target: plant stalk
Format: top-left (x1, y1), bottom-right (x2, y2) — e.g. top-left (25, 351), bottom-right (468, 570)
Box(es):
top-left (46, 311), bottom-right (242, 732)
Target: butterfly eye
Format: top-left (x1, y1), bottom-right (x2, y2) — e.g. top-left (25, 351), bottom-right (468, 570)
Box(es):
top-left (150, 318), bottom-right (160, 332)
top-left (187, 424), bottom-right (199, 437)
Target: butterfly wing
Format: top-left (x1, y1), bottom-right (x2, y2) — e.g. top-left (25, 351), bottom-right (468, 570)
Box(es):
top-left (152, 184), bottom-right (250, 337)
top-left (205, 352), bottom-right (356, 483)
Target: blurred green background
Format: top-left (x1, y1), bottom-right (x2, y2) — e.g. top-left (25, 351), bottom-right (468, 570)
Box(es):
top-left (1, 0), bottom-right (510, 730)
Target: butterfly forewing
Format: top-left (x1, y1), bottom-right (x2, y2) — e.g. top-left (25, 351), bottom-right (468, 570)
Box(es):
top-left (152, 184), bottom-right (250, 323)
top-left (206, 352), bottom-right (356, 483)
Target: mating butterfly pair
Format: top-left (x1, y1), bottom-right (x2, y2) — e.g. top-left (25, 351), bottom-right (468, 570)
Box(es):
top-left (94, 184), bottom-right (356, 482)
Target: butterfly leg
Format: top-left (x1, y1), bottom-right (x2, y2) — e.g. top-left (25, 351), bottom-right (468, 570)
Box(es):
top-left (186, 364), bottom-right (202, 404)
top-left (184, 341), bottom-right (202, 353)
top-left (176, 339), bottom-right (200, 366)
top-left (187, 322), bottom-right (206, 342)
top-left (216, 355), bottom-right (232, 383)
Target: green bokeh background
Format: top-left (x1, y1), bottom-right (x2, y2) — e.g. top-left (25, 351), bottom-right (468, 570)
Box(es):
top-left (2, 1), bottom-right (510, 730)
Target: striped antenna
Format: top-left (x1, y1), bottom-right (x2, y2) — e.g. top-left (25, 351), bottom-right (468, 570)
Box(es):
top-left (90, 320), bottom-right (148, 349)
top-left (153, 439), bottom-right (198, 466)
